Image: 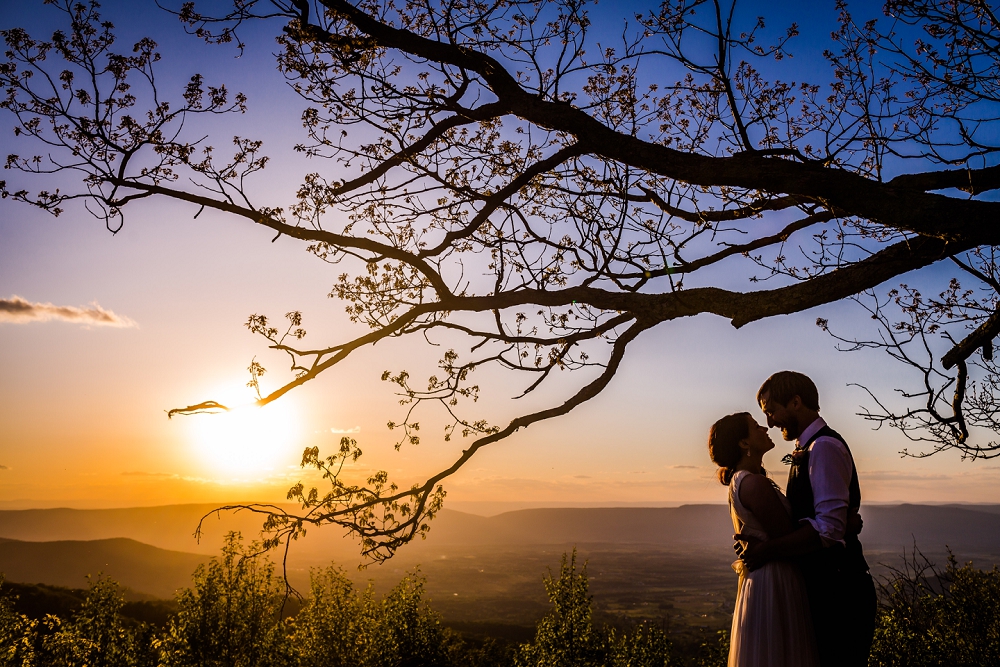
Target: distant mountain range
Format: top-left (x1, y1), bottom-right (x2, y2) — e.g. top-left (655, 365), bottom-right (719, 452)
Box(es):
top-left (408, 504), bottom-right (1000, 556)
top-left (1, 503), bottom-right (998, 600)
top-left (3, 503), bottom-right (999, 556)
top-left (419, 505), bottom-right (734, 547)
top-left (863, 504), bottom-right (1000, 555)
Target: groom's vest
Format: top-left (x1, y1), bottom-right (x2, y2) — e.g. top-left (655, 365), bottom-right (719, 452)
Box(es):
top-left (786, 425), bottom-right (869, 575)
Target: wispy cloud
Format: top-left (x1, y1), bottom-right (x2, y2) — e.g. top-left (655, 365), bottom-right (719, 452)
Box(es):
top-left (448, 474), bottom-right (726, 501)
top-left (671, 465), bottom-right (699, 470)
top-left (0, 295), bottom-right (137, 327)
top-left (0, 465), bottom-right (9, 471)
top-left (120, 470), bottom-right (306, 486)
top-left (329, 426), bottom-right (361, 434)
top-left (862, 469), bottom-right (953, 482)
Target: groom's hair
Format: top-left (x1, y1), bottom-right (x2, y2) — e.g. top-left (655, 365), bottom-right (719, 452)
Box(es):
top-left (757, 371), bottom-right (820, 411)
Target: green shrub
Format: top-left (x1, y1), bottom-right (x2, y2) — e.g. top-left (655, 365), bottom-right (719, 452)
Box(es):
top-left (605, 622), bottom-right (675, 667)
top-left (870, 550), bottom-right (1000, 667)
top-left (3, 576), bottom-right (157, 667)
top-left (516, 549), bottom-right (682, 667)
top-left (291, 564), bottom-right (452, 667)
top-left (517, 549), bottom-right (603, 667)
top-left (71, 576), bottom-right (141, 667)
top-left (448, 636), bottom-right (518, 667)
top-left (160, 532), bottom-right (293, 667)
top-left (691, 629), bottom-right (728, 667)
top-left (0, 581), bottom-right (30, 667)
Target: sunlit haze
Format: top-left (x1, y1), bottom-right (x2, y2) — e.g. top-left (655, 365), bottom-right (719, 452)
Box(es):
top-left (185, 397), bottom-right (302, 478)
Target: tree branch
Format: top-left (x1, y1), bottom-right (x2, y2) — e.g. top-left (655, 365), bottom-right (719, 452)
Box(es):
top-left (889, 164), bottom-right (1000, 195)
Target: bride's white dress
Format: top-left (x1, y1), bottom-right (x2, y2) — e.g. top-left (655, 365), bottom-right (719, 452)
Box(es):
top-left (728, 469), bottom-right (819, 667)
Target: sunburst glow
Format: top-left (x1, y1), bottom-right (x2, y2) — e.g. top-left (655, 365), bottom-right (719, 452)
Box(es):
top-left (188, 399), bottom-right (302, 478)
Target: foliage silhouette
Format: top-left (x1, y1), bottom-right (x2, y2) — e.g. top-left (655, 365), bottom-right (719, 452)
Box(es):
top-left (160, 533), bottom-right (292, 667)
top-left (516, 549), bottom-right (604, 667)
top-left (2, 576), bottom-right (156, 667)
top-left (292, 562), bottom-right (453, 667)
top-left (869, 547), bottom-right (1000, 667)
top-left (515, 549), bottom-right (681, 666)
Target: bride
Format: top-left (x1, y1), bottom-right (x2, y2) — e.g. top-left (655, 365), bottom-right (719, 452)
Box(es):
top-left (708, 412), bottom-right (819, 667)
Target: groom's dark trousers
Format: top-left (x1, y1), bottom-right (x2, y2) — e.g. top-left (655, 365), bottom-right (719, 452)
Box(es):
top-left (788, 426), bottom-right (877, 667)
top-left (798, 538), bottom-right (877, 667)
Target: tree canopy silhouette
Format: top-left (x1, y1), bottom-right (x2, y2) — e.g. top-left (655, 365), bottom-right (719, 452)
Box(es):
top-left (4, 0), bottom-right (1000, 560)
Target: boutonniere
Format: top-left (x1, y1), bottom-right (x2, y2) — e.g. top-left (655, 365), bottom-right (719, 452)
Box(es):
top-left (781, 447), bottom-right (808, 466)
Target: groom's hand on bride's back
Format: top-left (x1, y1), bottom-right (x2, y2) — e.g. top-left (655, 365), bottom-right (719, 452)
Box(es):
top-left (733, 534), bottom-right (767, 571)
top-left (732, 534), bottom-right (755, 556)
top-left (847, 510), bottom-right (863, 535)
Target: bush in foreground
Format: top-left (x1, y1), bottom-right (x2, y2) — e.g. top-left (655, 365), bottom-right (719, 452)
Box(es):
top-left (869, 549), bottom-right (1000, 667)
top-left (517, 549), bottom-right (678, 667)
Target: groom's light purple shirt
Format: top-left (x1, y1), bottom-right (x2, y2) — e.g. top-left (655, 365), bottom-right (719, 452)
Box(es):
top-left (795, 416), bottom-right (853, 548)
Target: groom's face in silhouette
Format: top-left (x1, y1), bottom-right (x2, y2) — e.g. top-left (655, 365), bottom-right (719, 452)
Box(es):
top-left (759, 392), bottom-right (803, 441)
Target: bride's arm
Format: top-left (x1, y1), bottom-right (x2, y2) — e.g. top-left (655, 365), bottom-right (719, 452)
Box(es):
top-left (736, 474), bottom-right (823, 570)
top-left (738, 474), bottom-right (796, 539)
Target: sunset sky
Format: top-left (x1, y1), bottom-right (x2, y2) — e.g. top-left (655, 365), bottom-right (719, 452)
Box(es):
top-left (3, 0), bottom-right (1000, 512)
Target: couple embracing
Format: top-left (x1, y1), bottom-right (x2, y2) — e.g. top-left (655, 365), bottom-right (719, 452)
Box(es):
top-left (708, 371), bottom-right (877, 667)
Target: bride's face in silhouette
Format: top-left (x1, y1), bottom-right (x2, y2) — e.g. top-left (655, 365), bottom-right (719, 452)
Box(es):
top-left (741, 415), bottom-right (775, 461)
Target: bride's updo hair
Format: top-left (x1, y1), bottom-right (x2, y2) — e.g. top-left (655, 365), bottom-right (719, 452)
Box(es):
top-left (708, 412), bottom-right (751, 485)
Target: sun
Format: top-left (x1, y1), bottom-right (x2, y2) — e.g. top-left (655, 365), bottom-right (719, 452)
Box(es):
top-left (188, 398), bottom-right (302, 478)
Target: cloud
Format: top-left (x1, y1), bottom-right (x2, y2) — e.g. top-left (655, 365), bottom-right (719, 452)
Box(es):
top-left (861, 469), bottom-right (952, 482)
top-left (573, 475), bottom-right (592, 479)
top-left (0, 465), bottom-right (9, 471)
top-left (0, 295), bottom-right (137, 327)
top-left (119, 470), bottom-right (304, 486)
top-left (447, 474), bottom-right (726, 501)
top-left (329, 426), bottom-right (361, 434)
top-left (671, 465), bottom-right (699, 469)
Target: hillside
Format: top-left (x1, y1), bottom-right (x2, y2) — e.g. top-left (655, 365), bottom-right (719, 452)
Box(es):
top-left (862, 504), bottom-right (1000, 555)
top-left (0, 504), bottom-right (287, 555)
top-left (0, 581), bottom-right (180, 625)
top-left (0, 537), bottom-right (206, 599)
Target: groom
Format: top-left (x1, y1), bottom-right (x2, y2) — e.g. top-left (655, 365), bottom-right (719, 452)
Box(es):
top-left (738, 370), bottom-right (877, 667)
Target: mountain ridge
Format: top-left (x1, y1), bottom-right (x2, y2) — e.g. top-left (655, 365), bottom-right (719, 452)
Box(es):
top-left (0, 536), bottom-right (206, 598)
top-left (3, 503), bottom-right (1000, 556)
